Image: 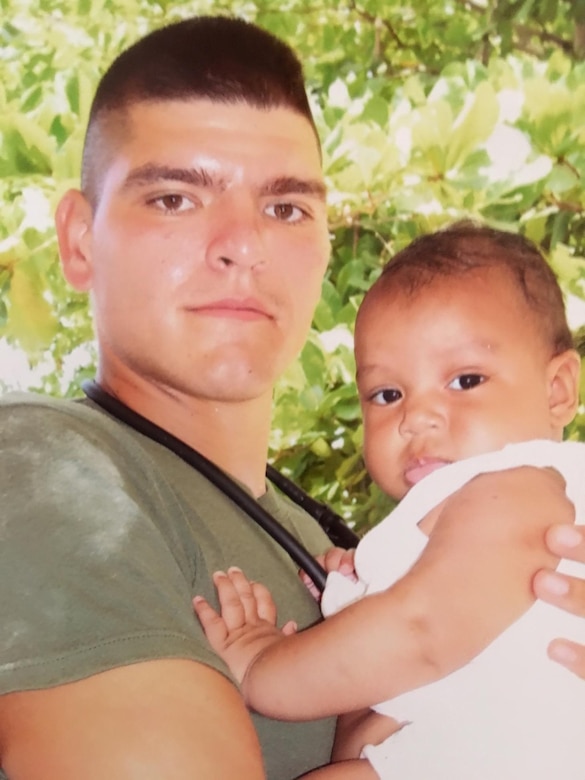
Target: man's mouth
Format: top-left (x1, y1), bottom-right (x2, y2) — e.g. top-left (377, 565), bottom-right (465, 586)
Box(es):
top-left (190, 298), bottom-right (273, 321)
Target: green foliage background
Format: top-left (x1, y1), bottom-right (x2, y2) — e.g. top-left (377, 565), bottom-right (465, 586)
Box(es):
top-left (1, 0), bottom-right (585, 533)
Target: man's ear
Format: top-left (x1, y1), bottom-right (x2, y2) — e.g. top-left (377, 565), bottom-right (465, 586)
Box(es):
top-left (547, 348), bottom-right (581, 429)
top-left (55, 189), bottom-right (94, 291)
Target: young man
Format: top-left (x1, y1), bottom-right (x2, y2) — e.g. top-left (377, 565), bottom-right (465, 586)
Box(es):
top-left (0, 17), bottom-right (334, 780)
top-left (0, 17), bottom-right (584, 780)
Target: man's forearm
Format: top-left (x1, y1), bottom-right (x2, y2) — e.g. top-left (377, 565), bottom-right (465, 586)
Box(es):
top-left (0, 659), bottom-right (265, 780)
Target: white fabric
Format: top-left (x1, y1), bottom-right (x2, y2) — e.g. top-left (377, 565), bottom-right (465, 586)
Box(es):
top-left (322, 440), bottom-right (585, 778)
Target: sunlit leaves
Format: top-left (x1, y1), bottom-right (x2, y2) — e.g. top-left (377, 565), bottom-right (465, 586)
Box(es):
top-left (2, 0), bottom-right (585, 529)
top-left (5, 259), bottom-right (58, 354)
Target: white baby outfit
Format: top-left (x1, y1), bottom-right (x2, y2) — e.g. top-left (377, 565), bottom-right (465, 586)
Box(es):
top-left (322, 440), bottom-right (585, 779)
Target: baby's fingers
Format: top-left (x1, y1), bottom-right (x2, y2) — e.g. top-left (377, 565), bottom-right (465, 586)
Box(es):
top-left (193, 595), bottom-right (228, 649)
top-left (322, 547), bottom-right (357, 580)
top-left (225, 567), bottom-right (263, 624)
top-left (281, 620), bottom-right (298, 636)
top-left (212, 569), bottom-right (251, 628)
top-left (251, 581), bottom-right (277, 625)
top-left (299, 569), bottom-right (321, 601)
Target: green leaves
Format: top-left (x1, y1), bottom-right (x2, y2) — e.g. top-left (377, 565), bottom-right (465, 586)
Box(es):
top-left (2, 0), bottom-right (585, 531)
top-left (0, 115), bottom-right (54, 176)
top-left (6, 260), bottom-right (58, 354)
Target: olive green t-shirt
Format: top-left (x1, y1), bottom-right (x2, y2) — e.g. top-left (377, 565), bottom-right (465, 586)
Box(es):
top-left (0, 393), bottom-right (336, 779)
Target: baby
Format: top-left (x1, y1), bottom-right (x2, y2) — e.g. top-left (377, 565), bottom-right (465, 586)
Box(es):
top-left (195, 222), bottom-right (585, 778)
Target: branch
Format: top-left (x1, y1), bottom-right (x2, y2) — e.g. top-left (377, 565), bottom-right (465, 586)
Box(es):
top-left (346, 0), bottom-right (406, 48)
top-left (559, 157), bottom-right (582, 180)
top-left (515, 23), bottom-right (574, 55)
top-left (575, 21), bottom-right (585, 58)
top-left (548, 195), bottom-right (584, 215)
top-left (448, 0), bottom-right (577, 58)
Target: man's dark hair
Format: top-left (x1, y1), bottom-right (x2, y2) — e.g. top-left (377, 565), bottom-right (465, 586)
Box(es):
top-left (361, 220), bottom-right (574, 355)
top-left (82, 15), bottom-right (317, 205)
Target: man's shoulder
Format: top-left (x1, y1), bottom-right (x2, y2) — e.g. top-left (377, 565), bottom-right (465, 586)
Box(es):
top-left (1, 390), bottom-right (129, 441)
top-left (0, 391), bottom-right (150, 475)
top-left (2, 390), bottom-right (96, 421)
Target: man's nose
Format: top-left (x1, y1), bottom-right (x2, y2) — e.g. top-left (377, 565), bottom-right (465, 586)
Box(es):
top-left (206, 196), bottom-right (268, 271)
top-left (398, 395), bottom-right (443, 438)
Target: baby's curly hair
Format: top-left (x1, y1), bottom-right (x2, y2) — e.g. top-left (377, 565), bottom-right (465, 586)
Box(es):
top-left (362, 221), bottom-right (573, 356)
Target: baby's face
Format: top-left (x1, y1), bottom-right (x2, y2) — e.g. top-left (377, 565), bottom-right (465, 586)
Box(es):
top-left (355, 268), bottom-right (566, 500)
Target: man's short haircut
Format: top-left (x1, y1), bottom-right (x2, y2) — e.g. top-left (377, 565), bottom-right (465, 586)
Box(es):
top-left (361, 220), bottom-right (574, 356)
top-left (82, 15), bottom-right (318, 206)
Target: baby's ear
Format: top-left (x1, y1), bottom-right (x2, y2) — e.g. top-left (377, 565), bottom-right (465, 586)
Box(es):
top-left (547, 348), bottom-right (581, 429)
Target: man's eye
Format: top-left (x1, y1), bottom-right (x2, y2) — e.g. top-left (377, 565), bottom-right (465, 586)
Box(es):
top-left (369, 388), bottom-right (402, 406)
top-left (150, 194), bottom-right (194, 213)
top-left (448, 374), bottom-right (485, 391)
top-left (265, 203), bottom-right (307, 222)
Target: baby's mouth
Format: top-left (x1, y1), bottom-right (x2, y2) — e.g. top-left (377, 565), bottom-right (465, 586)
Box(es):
top-left (404, 458), bottom-right (450, 487)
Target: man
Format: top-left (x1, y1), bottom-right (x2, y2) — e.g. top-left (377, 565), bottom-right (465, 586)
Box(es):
top-left (0, 15), bottom-right (584, 780)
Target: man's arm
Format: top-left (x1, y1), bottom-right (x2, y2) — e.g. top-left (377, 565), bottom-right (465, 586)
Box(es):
top-left (0, 659), bottom-right (264, 779)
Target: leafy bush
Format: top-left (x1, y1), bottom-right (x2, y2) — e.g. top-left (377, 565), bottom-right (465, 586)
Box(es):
top-left (2, 0), bottom-right (584, 531)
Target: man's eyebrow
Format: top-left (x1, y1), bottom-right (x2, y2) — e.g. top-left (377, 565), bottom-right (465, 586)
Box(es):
top-left (122, 164), bottom-right (223, 190)
top-left (121, 166), bottom-right (326, 200)
top-left (260, 176), bottom-right (327, 201)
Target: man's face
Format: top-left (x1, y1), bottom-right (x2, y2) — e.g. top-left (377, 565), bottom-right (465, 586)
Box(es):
top-left (355, 269), bottom-right (566, 500)
top-left (77, 100), bottom-right (330, 403)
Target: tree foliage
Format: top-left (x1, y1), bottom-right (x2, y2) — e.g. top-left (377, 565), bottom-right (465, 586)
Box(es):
top-left (1, 0), bottom-right (585, 532)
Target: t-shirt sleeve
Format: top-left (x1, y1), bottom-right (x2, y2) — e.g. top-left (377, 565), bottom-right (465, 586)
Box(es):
top-left (0, 399), bottom-right (228, 693)
top-left (259, 485), bottom-right (336, 559)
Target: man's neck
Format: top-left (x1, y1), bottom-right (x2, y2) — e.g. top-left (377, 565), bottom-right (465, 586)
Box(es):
top-left (96, 372), bottom-right (273, 498)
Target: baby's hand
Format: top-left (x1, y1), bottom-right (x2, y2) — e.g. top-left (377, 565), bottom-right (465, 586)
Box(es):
top-left (194, 567), bottom-right (297, 685)
top-left (302, 547), bottom-right (357, 601)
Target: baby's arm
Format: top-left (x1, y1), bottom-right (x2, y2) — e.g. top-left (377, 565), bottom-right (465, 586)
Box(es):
top-left (197, 466), bottom-right (573, 721)
top-left (195, 570), bottom-right (400, 771)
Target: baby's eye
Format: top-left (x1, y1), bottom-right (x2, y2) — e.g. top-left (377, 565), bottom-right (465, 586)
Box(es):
top-left (448, 374), bottom-right (485, 391)
top-left (370, 388), bottom-right (402, 405)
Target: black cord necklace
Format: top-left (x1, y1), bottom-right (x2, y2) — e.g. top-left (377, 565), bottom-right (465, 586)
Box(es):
top-left (82, 380), bottom-right (357, 592)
